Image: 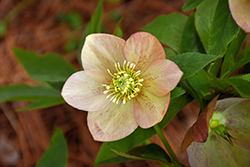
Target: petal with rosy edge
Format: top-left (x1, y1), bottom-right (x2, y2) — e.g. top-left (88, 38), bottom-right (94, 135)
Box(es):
top-left (87, 100), bottom-right (138, 141)
top-left (204, 132), bottom-right (250, 167)
top-left (221, 98), bottom-right (250, 149)
top-left (124, 32), bottom-right (166, 74)
top-left (81, 33), bottom-right (126, 74)
top-left (181, 95), bottom-right (219, 153)
top-left (61, 70), bottom-right (111, 112)
top-left (187, 142), bottom-right (207, 167)
top-left (134, 89), bottom-right (170, 128)
top-left (229, 0), bottom-right (250, 33)
top-left (141, 59), bottom-right (183, 97)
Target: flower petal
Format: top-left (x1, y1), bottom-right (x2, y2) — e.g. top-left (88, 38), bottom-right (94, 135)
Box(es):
top-left (81, 33), bottom-right (126, 74)
top-left (87, 100), bottom-right (138, 141)
top-left (204, 132), bottom-right (250, 167)
top-left (141, 59), bottom-right (183, 97)
top-left (134, 89), bottom-right (170, 128)
top-left (124, 32), bottom-right (165, 74)
top-left (222, 98), bottom-right (250, 149)
top-left (61, 70), bottom-right (111, 112)
top-left (187, 142), bottom-right (208, 167)
top-left (229, 0), bottom-right (250, 33)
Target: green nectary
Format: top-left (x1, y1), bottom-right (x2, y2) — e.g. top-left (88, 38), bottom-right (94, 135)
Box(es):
top-left (102, 60), bottom-right (144, 104)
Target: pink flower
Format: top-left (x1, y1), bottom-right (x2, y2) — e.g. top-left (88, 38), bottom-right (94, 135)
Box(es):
top-left (61, 32), bottom-right (183, 141)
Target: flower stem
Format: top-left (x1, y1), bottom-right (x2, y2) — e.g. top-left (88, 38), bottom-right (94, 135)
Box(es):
top-left (154, 124), bottom-right (179, 163)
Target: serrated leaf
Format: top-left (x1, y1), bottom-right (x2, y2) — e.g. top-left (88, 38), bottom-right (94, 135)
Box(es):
top-left (196, 0), bottom-right (240, 56)
top-left (227, 74), bottom-right (250, 97)
top-left (94, 94), bottom-right (192, 165)
top-left (182, 0), bottom-right (204, 12)
top-left (180, 13), bottom-right (204, 54)
top-left (36, 128), bottom-right (68, 167)
top-left (0, 84), bottom-right (61, 103)
top-left (142, 13), bottom-right (188, 53)
top-left (221, 29), bottom-right (247, 78)
top-left (110, 144), bottom-right (171, 164)
top-left (12, 47), bottom-right (76, 85)
top-left (170, 52), bottom-right (219, 80)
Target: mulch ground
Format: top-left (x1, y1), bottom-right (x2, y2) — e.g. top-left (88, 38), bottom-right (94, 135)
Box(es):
top-left (0, 0), bottom-right (199, 166)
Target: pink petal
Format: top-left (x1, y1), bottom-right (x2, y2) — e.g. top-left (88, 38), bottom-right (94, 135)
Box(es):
top-left (61, 70), bottom-right (111, 112)
top-left (229, 0), bottom-right (250, 33)
top-left (134, 89), bottom-right (170, 128)
top-left (181, 95), bottom-right (219, 153)
top-left (141, 59), bottom-right (183, 97)
top-left (124, 32), bottom-right (166, 74)
top-left (81, 33), bottom-right (126, 74)
top-left (87, 100), bottom-right (138, 141)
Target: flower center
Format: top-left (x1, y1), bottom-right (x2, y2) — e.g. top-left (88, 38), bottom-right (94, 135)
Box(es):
top-left (102, 60), bottom-right (144, 104)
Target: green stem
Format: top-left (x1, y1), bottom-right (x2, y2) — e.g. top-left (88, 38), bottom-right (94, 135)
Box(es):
top-left (153, 124), bottom-right (179, 163)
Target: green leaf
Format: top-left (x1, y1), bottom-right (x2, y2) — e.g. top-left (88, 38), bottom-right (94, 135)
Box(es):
top-left (180, 13), bottom-right (204, 54)
top-left (0, 84), bottom-right (61, 103)
top-left (182, 0), bottom-right (204, 12)
top-left (113, 17), bottom-right (123, 38)
top-left (230, 43), bottom-right (250, 75)
top-left (142, 13), bottom-right (188, 53)
top-left (89, 0), bottom-right (103, 34)
top-left (94, 94), bottom-right (192, 165)
top-left (18, 96), bottom-right (65, 111)
top-left (64, 39), bottom-right (78, 52)
top-left (187, 70), bottom-right (210, 98)
top-left (12, 47), bottom-right (77, 85)
top-left (170, 52), bottom-right (219, 80)
top-left (221, 29), bottom-right (247, 78)
top-left (0, 21), bottom-right (7, 37)
top-left (57, 11), bottom-right (82, 29)
top-left (171, 87), bottom-right (186, 99)
top-left (164, 48), bottom-right (177, 59)
top-left (227, 74), bottom-right (250, 97)
top-left (45, 81), bottom-right (65, 92)
top-left (110, 144), bottom-right (171, 164)
top-left (196, 0), bottom-right (240, 56)
top-left (36, 128), bottom-right (68, 167)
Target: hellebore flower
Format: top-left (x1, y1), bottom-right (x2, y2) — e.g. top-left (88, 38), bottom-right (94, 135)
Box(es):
top-left (181, 96), bottom-right (250, 167)
top-left (228, 0), bottom-right (250, 33)
top-left (61, 32), bottom-right (183, 141)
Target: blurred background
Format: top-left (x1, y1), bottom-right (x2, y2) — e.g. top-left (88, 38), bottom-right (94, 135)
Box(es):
top-left (0, 0), bottom-right (200, 166)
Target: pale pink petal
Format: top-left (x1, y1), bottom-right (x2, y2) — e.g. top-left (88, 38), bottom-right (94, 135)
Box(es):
top-left (141, 59), bottom-right (183, 97)
top-left (61, 70), bottom-right (111, 112)
top-left (221, 98), bottom-right (250, 148)
top-left (81, 33), bottom-right (126, 74)
top-left (87, 100), bottom-right (138, 141)
top-left (134, 89), bottom-right (170, 128)
top-left (187, 142), bottom-right (208, 167)
top-left (229, 0), bottom-right (250, 33)
top-left (124, 32), bottom-right (166, 74)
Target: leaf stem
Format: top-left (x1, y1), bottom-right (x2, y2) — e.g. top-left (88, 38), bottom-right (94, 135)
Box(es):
top-left (153, 124), bottom-right (179, 163)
